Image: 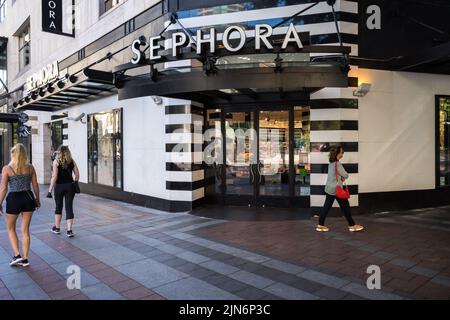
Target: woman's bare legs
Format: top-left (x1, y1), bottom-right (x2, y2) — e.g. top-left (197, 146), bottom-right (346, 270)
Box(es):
top-left (6, 214), bottom-right (20, 256)
top-left (20, 212), bottom-right (33, 259)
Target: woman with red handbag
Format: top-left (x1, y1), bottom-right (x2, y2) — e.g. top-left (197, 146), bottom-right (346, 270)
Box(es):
top-left (316, 146), bottom-right (364, 233)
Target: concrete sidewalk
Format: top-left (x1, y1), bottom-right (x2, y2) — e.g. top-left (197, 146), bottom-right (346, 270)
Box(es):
top-left (0, 191), bottom-right (449, 300)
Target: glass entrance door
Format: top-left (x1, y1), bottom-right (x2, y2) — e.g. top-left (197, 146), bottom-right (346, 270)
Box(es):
top-left (205, 106), bottom-right (310, 207)
top-left (257, 110), bottom-right (290, 206)
top-left (224, 111), bottom-right (257, 205)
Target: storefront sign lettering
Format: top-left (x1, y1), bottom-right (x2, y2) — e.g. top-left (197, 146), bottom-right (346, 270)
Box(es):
top-left (131, 23), bottom-right (304, 65)
top-left (26, 61), bottom-right (60, 92)
top-left (42, 0), bottom-right (63, 34)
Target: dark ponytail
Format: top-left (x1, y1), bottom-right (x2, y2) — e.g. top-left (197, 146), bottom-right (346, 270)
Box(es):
top-left (329, 146), bottom-right (344, 163)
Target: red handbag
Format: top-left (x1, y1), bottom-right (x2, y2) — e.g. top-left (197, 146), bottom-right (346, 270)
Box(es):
top-left (335, 162), bottom-right (350, 200)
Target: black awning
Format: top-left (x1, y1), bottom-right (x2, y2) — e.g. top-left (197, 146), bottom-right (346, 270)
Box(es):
top-left (13, 69), bottom-right (117, 112)
top-left (118, 64), bottom-right (351, 106)
top-left (392, 41), bottom-right (450, 75)
top-left (0, 113), bottom-right (19, 123)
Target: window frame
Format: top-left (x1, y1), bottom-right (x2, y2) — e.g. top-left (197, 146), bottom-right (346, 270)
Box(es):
top-left (87, 108), bottom-right (124, 190)
top-left (18, 23), bottom-right (31, 71)
top-left (436, 95), bottom-right (450, 189)
top-left (99, 0), bottom-right (126, 17)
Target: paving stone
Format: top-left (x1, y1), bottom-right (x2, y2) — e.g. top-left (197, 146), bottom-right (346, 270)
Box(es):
top-left (1, 272), bottom-right (37, 290)
top-left (298, 270), bottom-right (350, 289)
top-left (176, 251), bottom-right (211, 264)
top-left (200, 260), bottom-right (240, 275)
top-left (201, 273), bottom-right (231, 286)
top-left (163, 257), bottom-right (190, 269)
top-left (390, 258), bottom-right (417, 269)
top-left (234, 286), bottom-right (272, 300)
top-left (8, 283), bottom-right (50, 300)
top-left (359, 245), bottom-right (379, 253)
top-left (229, 270), bottom-right (274, 289)
top-left (214, 278), bottom-right (251, 293)
top-left (408, 266), bottom-right (439, 278)
top-left (238, 262), bottom-right (264, 273)
top-left (264, 283), bottom-right (319, 300)
top-left (151, 253), bottom-right (177, 263)
top-left (431, 275), bottom-right (450, 288)
top-left (373, 251), bottom-right (397, 260)
top-left (89, 246), bottom-right (145, 267)
top-left (155, 244), bottom-right (185, 255)
top-left (154, 277), bottom-right (240, 300)
top-left (82, 283), bottom-right (125, 300)
top-left (341, 283), bottom-right (404, 300)
top-left (262, 259), bottom-right (306, 275)
top-left (115, 259), bottom-right (188, 289)
top-left (122, 286), bottom-right (156, 300)
top-left (314, 286), bottom-right (348, 300)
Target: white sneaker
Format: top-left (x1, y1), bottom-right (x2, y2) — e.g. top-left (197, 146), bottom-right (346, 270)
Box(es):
top-left (316, 225), bottom-right (330, 232)
top-left (9, 255), bottom-right (23, 267)
top-left (349, 225), bottom-right (364, 232)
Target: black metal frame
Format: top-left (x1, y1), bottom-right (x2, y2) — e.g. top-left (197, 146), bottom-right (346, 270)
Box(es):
top-left (436, 95), bottom-right (450, 189)
top-left (205, 102), bottom-right (310, 208)
top-left (118, 65), bottom-right (348, 103)
top-left (14, 69), bottom-right (117, 112)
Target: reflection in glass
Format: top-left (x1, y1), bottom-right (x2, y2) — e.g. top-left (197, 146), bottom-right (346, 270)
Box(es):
top-left (88, 109), bottom-right (122, 188)
top-left (205, 110), bottom-right (223, 196)
top-left (294, 106), bottom-right (310, 196)
top-left (439, 97), bottom-right (450, 187)
top-left (259, 110), bottom-right (289, 196)
top-left (225, 112), bottom-right (255, 196)
top-left (51, 121), bottom-right (63, 151)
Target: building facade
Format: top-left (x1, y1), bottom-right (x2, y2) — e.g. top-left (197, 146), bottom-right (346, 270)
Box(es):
top-left (0, 0), bottom-right (449, 215)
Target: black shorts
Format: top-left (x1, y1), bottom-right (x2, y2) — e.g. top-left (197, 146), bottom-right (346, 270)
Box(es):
top-left (6, 191), bottom-right (36, 215)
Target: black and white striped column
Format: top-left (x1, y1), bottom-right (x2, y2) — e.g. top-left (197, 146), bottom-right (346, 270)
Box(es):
top-left (310, 88), bottom-right (359, 214)
top-left (165, 101), bottom-right (205, 212)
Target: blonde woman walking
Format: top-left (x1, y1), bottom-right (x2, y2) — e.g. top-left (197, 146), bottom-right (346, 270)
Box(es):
top-left (0, 144), bottom-right (40, 267)
top-left (49, 146), bottom-right (79, 238)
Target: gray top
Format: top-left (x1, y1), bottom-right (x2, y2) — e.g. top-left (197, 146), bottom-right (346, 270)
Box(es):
top-left (324, 161), bottom-right (349, 196)
top-left (8, 166), bottom-right (32, 193)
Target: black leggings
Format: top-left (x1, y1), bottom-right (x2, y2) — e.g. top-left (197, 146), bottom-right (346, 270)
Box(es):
top-left (319, 194), bottom-right (355, 227)
top-left (55, 183), bottom-right (75, 220)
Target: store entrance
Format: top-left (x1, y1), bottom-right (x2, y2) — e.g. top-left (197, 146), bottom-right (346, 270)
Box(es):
top-left (205, 105), bottom-right (311, 208)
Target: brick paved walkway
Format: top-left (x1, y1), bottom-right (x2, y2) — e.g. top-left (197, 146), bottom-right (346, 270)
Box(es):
top-left (0, 191), bottom-right (449, 300)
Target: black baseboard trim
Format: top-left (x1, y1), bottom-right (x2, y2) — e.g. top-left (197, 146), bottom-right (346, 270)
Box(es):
top-left (358, 188), bottom-right (450, 214)
top-left (79, 183), bottom-right (450, 216)
top-left (79, 183), bottom-right (202, 213)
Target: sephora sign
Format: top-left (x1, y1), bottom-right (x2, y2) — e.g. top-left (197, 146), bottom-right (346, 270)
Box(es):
top-left (131, 23), bottom-right (304, 65)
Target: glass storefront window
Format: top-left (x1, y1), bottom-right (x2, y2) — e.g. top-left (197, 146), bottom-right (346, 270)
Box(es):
top-left (88, 109), bottom-right (122, 188)
top-left (51, 121), bottom-right (63, 151)
top-left (439, 97), bottom-right (450, 187)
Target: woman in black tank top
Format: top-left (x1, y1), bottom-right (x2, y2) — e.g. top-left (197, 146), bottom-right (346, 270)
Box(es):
top-left (49, 146), bottom-right (80, 238)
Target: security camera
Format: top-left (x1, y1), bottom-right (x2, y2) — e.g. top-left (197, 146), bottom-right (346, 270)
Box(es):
top-left (353, 83), bottom-right (372, 97)
top-left (67, 113), bottom-right (86, 122)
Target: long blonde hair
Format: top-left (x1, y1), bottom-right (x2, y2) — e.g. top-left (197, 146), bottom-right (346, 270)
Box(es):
top-left (56, 146), bottom-right (73, 169)
top-left (10, 143), bottom-right (29, 174)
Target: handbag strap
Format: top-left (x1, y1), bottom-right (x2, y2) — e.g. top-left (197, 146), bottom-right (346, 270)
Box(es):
top-left (8, 165), bottom-right (35, 201)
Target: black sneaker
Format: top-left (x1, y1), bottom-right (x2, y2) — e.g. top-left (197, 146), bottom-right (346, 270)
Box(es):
top-left (18, 259), bottom-right (30, 267)
top-left (9, 255), bottom-right (23, 267)
top-left (67, 230), bottom-right (74, 238)
top-left (51, 226), bottom-right (61, 235)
